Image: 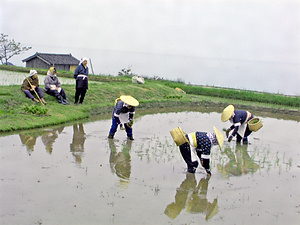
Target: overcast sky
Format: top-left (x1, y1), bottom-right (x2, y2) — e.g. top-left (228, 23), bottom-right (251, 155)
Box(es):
top-left (2, 0), bottom-right (299, 62)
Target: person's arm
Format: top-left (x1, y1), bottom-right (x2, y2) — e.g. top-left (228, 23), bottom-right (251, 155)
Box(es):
top-left (74, 65), bottom-right (80, 79)
top-left (44, 76), bottom-right (51, 90)
top-left (35, 77), bottom-right (40, 87)
top-left (21, 78), bottom-right (29, 91)
top-left (128, 107), bottom-right (135, 121)
top-left (113, 102), bottom-right (123, 125)
top-left (56, 77), bottom-right (61, 87)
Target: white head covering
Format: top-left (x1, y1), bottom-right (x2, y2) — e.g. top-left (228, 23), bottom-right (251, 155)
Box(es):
top-left (29, 70), bottom-right (38, 77)
top-left (47, 67), bottom-right (56, 76)
top-left (79, 57), bottom-right (88, 65)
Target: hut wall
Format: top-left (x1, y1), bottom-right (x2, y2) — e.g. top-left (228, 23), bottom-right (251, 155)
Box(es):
top-left (55, 65), bottom-right (70, 71)
top-left (25, 57), bottom-right (78, 72)
top-left (69, 65), bottom-right (77, 72)
top-left (26, 58), bottom-right (49, 69)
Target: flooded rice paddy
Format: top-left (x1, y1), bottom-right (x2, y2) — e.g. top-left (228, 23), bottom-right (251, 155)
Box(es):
top-left (0, 70), bottom-right (77, 86)
top-left (0, 110), bottom-right (300, 225)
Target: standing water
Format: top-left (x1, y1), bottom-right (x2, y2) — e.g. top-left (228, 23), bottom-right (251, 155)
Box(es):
top-left (0, 110), bottom-right (299, 225)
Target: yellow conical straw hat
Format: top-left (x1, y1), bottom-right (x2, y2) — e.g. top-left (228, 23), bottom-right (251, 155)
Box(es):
top-left (120, 95), bottom-right (139, 106)
top-left (213, 126), bottom-right (224, 150)
top-left (221, 105), bottom-right (234, 122)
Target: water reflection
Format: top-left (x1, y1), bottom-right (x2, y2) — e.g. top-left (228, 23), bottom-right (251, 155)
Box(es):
top-left (41, 127), bottom-right (64, 154)
top-left (70, 123), bottom-right (86, 164)
top-left (108, 139), bottom-right (132, 188)
top-left (19, 133), bottom-right (38, 155)
top-left (217, 144), bottom-right (259, 177)
top-left (164, 173), bottom-right (218, 220)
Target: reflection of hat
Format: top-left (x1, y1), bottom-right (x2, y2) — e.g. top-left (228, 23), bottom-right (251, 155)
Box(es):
top-left (164, 202), bottom-right (181, 219)
top-left (221, 105), bottom-right (234, 122)
top-left (120, 95), bottom-right (139, 106)
top-left (213, 126), bottom-right (224, 150)
top-left (29, 69), bottom-right (38, 77)
top-left (205, 199), bottom-right (218, 220)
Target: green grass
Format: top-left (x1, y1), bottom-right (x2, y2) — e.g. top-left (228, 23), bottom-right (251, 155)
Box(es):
top-left (0, 65), bottom-right (299, 132)
top-left (161, 80), bottom-right (300, 108)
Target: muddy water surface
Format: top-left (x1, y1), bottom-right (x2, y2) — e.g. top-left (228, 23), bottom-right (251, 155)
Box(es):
top-left (0, 110), bottom-right (299, 225)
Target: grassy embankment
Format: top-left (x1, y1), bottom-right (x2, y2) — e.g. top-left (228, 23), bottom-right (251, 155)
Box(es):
top-left (0, 65), bottom-right (299, 132)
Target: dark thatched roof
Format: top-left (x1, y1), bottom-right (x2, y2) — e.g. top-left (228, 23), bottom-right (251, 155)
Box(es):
top-left (22, 52), bottom-right (80, 65)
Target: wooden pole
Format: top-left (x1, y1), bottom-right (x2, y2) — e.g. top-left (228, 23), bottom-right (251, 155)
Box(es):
top-left (89, 58), bottom-right (94, 75)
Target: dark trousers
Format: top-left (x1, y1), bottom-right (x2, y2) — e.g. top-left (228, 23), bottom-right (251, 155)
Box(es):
top-left (237, 126), bottom-right (252, 142)
top-left (109, 118), bottom-right (133, 138)
top-left (45, 88), bottom-right (67, 99)
top-left (179, 143), bottom-right (199, 173)
top-left (75, 88), bottom-right (87, 103)
top-left (24, 87), bottom-right (44, 100)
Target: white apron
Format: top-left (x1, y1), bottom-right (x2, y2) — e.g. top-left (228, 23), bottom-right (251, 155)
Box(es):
top-left (237, 111), bottom-right (252, 137)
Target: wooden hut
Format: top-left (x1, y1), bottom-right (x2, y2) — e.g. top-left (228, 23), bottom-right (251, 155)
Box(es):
top-left (22, 52), bottom-right (80, 72)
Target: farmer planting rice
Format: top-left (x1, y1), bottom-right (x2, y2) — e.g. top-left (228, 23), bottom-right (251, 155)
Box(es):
top-left (222, 105), bottom-right (252, 144)
top-left (170, 126), bottom-right (224, 176)
top-left (108, 95), bottom-right (139, 140)
top-left (221, 105), bottom-right (262, 144)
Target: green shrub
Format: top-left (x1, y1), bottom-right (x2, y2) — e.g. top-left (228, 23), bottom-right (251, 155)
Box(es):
top-left (22, 104), bottom-right (49, 115)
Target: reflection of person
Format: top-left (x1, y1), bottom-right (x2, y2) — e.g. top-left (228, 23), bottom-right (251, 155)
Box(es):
top-left (176, 127), bottom-right (224, 176)
top-left (108, 95), bottom-right (139, 140)
top-left (41, 126), bottom-right (64, 154)
top-left (217, 144), bottom-right (259, 177)
top-left (221, 105), bottom-right (254, 144)
top-left (44, 67), bottom-right (69, 105)
top-left (73, 57), bottom-right (89, 105)
top-left (21, 70), bottom-right (46, 104)
top-left (70, 123), bottom-right (86, 164)
top-left (164, 173), bottom-right (218, 220)
top-left (19, 133), bottom-right (38, 154)
top-left (108, 139), bottom-right (132, 188)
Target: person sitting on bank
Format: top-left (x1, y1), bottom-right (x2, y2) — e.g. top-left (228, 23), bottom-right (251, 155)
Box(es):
top-left (174, 127), bottom-right (224, 176)
top-left (44, 67), bottom-right (69, 105)
top-left (21, 69), bottom-right (46, 104)
top-left (221, 104), bottom-right (254, 144)
top-left (74, 57), bottom-right (89, 105)
top-left (108, 95), bottom-right (139, 140)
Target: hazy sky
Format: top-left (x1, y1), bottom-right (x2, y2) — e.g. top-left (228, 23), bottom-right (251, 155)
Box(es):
top-left (2, 0), bottom-right (299, 62)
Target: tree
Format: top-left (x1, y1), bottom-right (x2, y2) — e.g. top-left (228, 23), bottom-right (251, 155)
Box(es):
top-left (0, 33), bottom-right (32, 65)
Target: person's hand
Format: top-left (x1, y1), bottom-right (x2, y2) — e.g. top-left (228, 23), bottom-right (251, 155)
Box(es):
top-left (206, 169), bottom-right (211, 176)
top-left (30, 85), bottom-right (36, 91)
top-left (127, 120), bottom-right (134, 128)
top-left (228, 135), bottom-right (233, 142)
top-left (226, 128), bottom-right (231, 138)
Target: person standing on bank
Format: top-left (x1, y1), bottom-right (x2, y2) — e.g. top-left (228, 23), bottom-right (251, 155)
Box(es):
top-left (221, 105), bottom-right (253, 144)
top-left (173, 127), bottom-right (224, 176)
top-left (108, 95), bottom-right (139, 140)
top-left (21, 69), bottom-right (46, 104)
top-left (44, 67), bottom-right (69, 105)
top-left (74, 57), bottom-right (89, 105)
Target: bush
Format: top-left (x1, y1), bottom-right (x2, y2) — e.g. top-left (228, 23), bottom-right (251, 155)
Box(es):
top-left (22, 104), bottom-right (49, 115)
